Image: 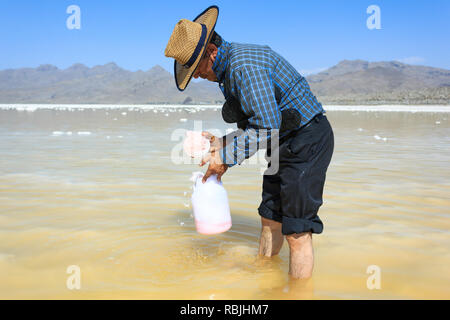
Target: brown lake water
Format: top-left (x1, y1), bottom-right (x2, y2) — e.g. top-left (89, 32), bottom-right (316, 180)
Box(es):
top-left (0, 105), bottom-right (449, 299)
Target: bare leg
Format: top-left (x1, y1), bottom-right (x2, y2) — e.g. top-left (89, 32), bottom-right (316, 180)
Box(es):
top-left (286, 232), bottom-right (313, 279)
top-left (258, 217), bottom-right (284, 257)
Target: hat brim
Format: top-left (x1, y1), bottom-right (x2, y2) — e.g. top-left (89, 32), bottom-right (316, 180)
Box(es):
top-left (174, 5), bottom-right (219, 91)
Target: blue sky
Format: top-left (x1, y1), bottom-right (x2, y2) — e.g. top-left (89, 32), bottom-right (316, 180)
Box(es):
top-left (0, 0), bottom-right (449, 74)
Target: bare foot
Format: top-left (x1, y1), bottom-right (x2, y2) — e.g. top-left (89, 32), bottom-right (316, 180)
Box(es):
top-left (277, 277), bottom-right (315, 300)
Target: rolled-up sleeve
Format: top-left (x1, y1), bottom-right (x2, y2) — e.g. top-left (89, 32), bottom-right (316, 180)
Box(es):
top-left (220, 66), bottom-right (281, 167)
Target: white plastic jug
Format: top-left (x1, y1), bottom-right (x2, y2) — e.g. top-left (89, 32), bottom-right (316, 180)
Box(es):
top-left (190, 172), bottom-right (232, 235)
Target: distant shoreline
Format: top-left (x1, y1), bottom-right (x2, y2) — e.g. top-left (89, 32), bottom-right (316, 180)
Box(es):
top-left (0, 104), bottom-right (449, 113)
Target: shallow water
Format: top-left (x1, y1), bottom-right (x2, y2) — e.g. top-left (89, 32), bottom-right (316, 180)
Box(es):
top-left (0, 106), bottom-right (449, 299)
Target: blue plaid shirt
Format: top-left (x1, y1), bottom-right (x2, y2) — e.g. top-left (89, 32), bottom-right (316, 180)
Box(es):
top-left (213, 38), bottom-right (324, 167)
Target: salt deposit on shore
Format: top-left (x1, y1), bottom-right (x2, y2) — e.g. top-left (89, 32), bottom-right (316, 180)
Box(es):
top-left (1, 104), bottom-right (449, 113)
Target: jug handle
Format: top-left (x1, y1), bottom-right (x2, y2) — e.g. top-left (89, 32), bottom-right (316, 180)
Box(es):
top-left (190, 171), bottom-right (204, 190)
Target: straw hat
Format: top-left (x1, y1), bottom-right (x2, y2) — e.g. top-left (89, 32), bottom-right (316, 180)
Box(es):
top-left (164, 6), bottom-right (219, 91)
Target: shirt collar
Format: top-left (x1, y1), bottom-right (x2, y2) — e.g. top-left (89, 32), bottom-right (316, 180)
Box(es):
top-left (212, 39), bottom-right (231, 84)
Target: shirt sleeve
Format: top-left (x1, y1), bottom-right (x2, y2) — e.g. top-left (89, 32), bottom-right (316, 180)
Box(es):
top-left (219, 66), bottom-right (281, 167)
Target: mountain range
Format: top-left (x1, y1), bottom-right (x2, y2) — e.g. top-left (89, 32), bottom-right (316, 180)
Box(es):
top-left (0, 60), bottom-right (449, 105)
top-left (308, 60), bottom-right (450, 105)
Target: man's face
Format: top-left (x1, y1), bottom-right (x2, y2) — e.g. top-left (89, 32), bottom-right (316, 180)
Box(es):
top-left (192, 43), bottom-right (218, 82)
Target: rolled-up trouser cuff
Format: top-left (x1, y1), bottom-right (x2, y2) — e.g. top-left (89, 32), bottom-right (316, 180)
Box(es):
top-left (281, 216), bottom-right (324, 235)
top-left (258, 203), bottom-right (282, 223)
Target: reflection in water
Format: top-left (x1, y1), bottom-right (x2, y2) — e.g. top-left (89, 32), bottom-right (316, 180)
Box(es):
top-left (0, 106), bottom-right (449, 299)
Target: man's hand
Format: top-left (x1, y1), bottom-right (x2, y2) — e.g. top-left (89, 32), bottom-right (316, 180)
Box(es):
top-left (200, 131), bottom-right (228, 183)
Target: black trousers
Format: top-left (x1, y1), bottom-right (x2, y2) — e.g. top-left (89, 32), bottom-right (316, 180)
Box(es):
top-left (258, 114), bottom-right (334, 235)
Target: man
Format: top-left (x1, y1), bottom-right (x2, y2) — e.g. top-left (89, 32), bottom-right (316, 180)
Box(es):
top-left (165, 6), bottom-right (334, 279)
